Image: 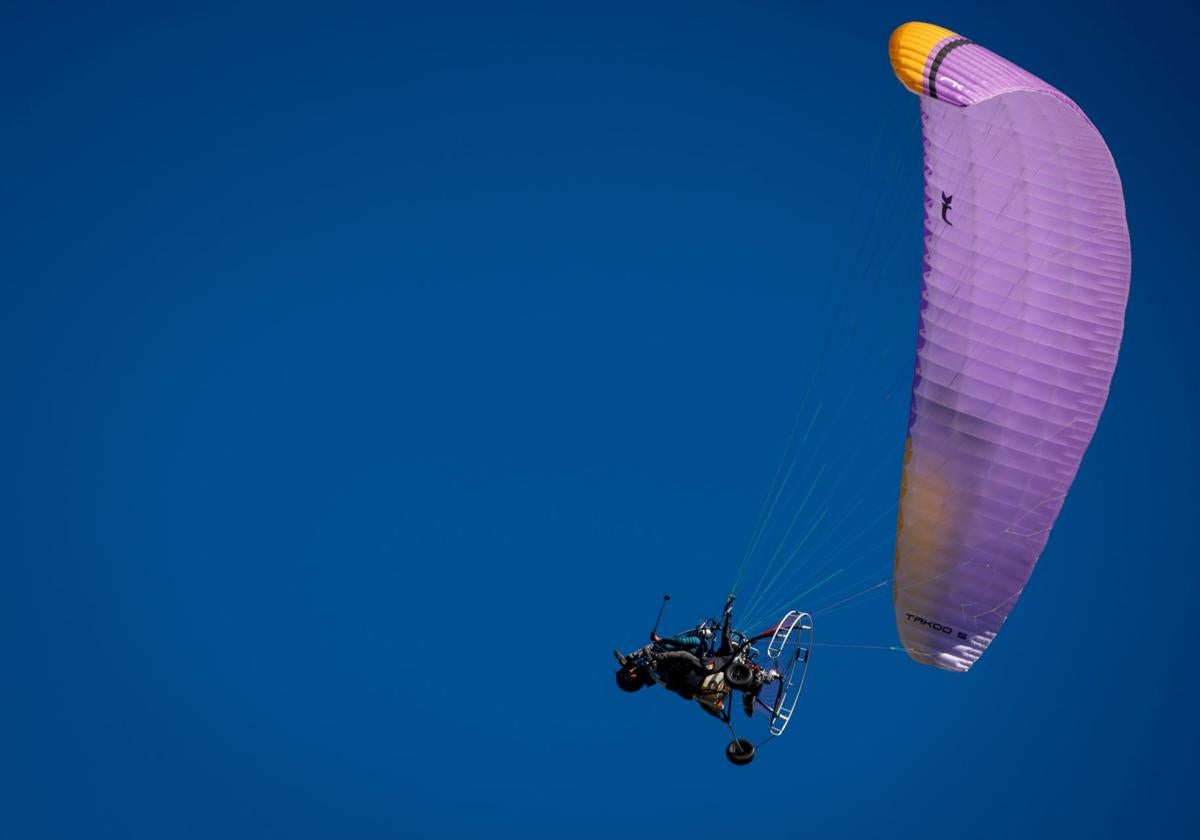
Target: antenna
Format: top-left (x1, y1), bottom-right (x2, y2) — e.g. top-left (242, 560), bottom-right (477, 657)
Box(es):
top-left (650, 594), bottom-right (671, 639)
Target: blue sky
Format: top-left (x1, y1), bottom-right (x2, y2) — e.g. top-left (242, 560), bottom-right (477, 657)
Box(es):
top-left (5, 2), bottom-right (1198, 837)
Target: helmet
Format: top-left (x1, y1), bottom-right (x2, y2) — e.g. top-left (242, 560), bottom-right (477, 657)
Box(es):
top-left (616, 666), bottom-right (646, 692)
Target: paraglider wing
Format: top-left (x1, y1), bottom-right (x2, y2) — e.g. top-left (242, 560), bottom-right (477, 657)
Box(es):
top-left (889, 23), bottom-right (1131, 671)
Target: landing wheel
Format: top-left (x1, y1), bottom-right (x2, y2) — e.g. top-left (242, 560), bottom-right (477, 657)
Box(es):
top-left (725, 738), bottom-right (756, 766)
top-left (725, 662), bottom-right (753, 690)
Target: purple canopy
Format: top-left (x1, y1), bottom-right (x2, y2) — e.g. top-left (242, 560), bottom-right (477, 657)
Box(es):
top-left (889, 23), bottom-right (1131, 671)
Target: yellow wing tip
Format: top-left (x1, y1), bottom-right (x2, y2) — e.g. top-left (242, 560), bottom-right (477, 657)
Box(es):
top-left (889, 22), bottom-right (960, 95)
